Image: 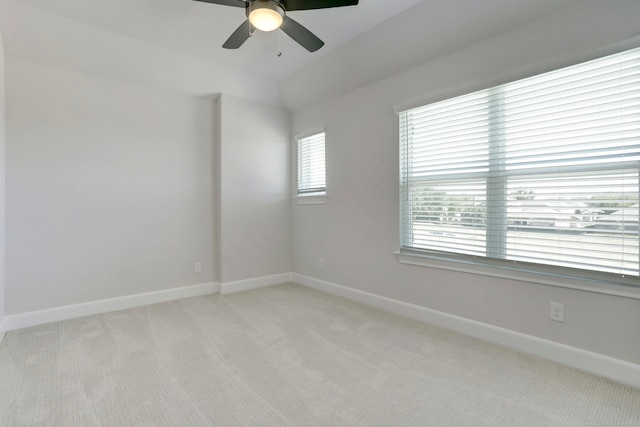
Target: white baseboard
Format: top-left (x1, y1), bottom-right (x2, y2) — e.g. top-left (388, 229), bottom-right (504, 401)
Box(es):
top-left (3, 272), bottom-right (295, 333)
top-left (0, 317), bottom-right (6, 345)
top-left (220, 273), bottom-right (293, 295)
top-left (292, 273), bottom-right (640, 390)
top-left (4, 281), bottom-right (219, 332)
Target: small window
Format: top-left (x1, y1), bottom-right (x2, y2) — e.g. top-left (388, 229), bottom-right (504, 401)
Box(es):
top-left (297, 132), bottom-right (326, 197)
top-left (399, 46), bottom-right (640, 284)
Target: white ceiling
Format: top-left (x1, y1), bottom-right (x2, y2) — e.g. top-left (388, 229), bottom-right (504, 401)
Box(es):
top-left (0, 0), bottom-right (599, 109)
top-left (2, 0), bottom-right (423, 80)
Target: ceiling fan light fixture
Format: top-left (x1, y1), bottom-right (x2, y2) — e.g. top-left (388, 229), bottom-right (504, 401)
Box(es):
top-left (248, 1), bottom-right (285, 32)
top-left (199, 0), bottom-right (359, 51)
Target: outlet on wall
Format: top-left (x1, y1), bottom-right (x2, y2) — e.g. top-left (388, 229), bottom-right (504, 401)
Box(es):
top-left (318, 257), bottom-right (325, 269)
top-left (550, 302), bottom-right (564, 322)
top-left (194, 261), bottom-right (202, 273)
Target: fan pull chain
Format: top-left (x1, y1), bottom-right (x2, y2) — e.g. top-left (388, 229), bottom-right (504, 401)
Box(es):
top-left (277, 30), bottom-right (282, 57)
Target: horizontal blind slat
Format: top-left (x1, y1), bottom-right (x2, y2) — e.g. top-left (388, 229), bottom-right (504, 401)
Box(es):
top-left (399, 46), bottom-right (640, 278)
top-left (298, 132), bottom-right (326, 194)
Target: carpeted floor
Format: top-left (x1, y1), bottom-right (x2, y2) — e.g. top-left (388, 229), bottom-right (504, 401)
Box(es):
top-left (0, 282), bottom-right (638, 426)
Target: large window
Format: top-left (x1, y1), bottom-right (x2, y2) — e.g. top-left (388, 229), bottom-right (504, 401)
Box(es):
top-left (399, 47), bottom-right (640, 282)
top-left (297, 132), bottom-right (326, 197)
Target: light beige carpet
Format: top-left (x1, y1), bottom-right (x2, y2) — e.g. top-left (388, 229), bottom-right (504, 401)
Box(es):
top-left (0, 282), bottom-right (638, 426)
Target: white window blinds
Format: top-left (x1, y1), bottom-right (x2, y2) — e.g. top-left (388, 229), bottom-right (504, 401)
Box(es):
top-left (400, 47), bottom-right (640, 279)
top-left (298, 132), bottom-right (326, 196)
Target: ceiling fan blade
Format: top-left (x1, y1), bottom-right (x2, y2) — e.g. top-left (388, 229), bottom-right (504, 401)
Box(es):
top-left (192, 0), bottom-right (247, 8)
top-left (283, 0), bottom-right (358, 11)
top-left (223, 20), bottom-right (254, 49)
top-left (280, 16), bottom-right (324, 52)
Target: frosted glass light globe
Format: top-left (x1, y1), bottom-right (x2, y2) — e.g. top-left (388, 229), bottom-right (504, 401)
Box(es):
top-left (249, 4), bottom-right (284, 32)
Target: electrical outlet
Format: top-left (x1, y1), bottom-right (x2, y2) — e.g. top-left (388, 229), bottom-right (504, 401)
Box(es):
top-left (550, 302), bottom-right (564, 322)
top-left (194, 262), bottom-right (202, 273)
top-left (318, 257), bottom-right (325, 269)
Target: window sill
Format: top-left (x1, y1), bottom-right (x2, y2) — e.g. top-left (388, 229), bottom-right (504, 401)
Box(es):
top-left (395, 251), bottom-right (640, 300)
top-left (296, 195), bottom-right (327, 205)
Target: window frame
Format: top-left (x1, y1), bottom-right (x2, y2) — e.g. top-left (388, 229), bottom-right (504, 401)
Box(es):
top-left (395, 45), bottom-right (640, 298)
top-left (296, 130), bottom-right (327, 204)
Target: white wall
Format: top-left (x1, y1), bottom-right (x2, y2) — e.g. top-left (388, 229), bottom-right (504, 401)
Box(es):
top-left (5, 58), bottom-right (214, 314)
top-left (291, 1), bottom-right (640, 364)
top-left (0, 29), bottom-right (5, 336)
top-left (279, 0), bottom-right (589, 112)
top-left (0, 2), bottom-right (279, 106)
top-left (217, 94), bottom-right (291, 284)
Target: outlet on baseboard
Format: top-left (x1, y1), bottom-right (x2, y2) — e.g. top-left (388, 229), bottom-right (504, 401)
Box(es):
top-left (194, 261), bottom-right (202, 273)
top-left (550, 302), bottom-right (564, 322)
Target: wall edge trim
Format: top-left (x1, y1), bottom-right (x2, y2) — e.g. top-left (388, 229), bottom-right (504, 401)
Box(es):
top-left (291, 273), bottom-right (640, 389)
top-left (0, 319), bottom-right (6, 345)
top-left (4, 281), bottom-right (220, 331)
top-left (220, 272), bottom-right (293, 295)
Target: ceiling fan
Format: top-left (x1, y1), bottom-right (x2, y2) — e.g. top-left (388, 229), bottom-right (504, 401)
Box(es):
top-left (193, 0), bottom-right (359, 52)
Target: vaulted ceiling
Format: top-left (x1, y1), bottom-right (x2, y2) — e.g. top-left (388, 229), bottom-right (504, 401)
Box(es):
top-left (0, 0), bottom-right (607, 110)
